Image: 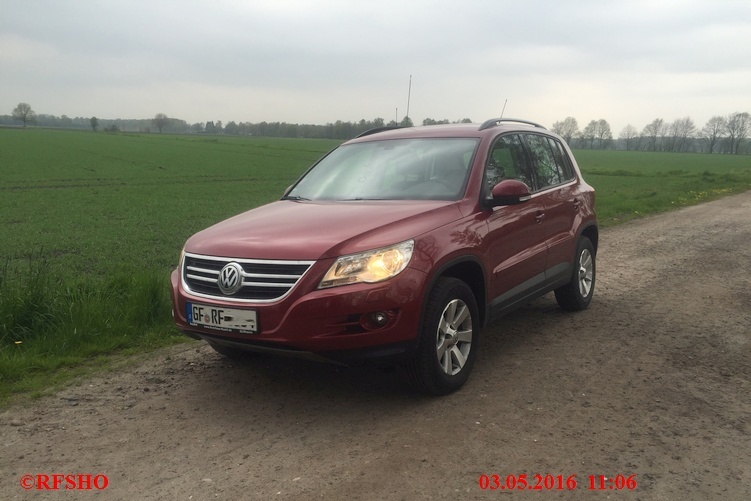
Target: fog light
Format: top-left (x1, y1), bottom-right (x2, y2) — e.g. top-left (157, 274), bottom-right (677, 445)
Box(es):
top-left (359, 310), bottom-right (395, 331)
top-left (371, 312), bottom-right (388, 327)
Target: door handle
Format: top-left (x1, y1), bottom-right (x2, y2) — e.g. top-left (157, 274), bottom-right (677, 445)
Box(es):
top-left (535, 210), bottom-right (545, 223)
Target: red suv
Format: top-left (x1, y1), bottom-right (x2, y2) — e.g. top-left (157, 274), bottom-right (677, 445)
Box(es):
top-left (170, 119), bottom-right (598, 394)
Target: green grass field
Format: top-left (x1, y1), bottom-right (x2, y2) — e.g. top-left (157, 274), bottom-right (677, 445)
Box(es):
top-left (575, 149), bottom-right (751, 226)
top-left (1, 128), bottom-right (750, 404)
top-left (1, 129), bottom-right (339, 279)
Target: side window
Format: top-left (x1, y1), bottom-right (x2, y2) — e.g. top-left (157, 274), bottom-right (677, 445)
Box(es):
top-left (548, 138), bottom-right (575, 182)
top-left (484, 134), bottom-right (534, 197)
top-left (525, 134), bottom-right (562, 189)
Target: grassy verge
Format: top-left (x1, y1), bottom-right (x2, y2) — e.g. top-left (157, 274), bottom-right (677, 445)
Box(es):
top-left (0, 255), bottom-right (184, 404)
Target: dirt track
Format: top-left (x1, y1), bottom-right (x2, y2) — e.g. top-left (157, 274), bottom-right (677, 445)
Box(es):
top-left (2, 191), bottom-right (750, 500)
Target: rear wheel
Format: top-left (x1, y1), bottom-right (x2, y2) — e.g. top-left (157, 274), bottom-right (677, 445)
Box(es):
top-left (555, 236), bottom-right (596, 311)
top-left (405, 277), bottom-right (480, 395)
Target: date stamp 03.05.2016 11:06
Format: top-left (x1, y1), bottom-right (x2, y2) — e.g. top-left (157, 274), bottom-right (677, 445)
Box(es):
top-left (478, 473), bottom-right (638, 492)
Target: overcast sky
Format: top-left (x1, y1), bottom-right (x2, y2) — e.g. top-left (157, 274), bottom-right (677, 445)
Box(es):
top-left (2, 0), bottom-right (750, 133)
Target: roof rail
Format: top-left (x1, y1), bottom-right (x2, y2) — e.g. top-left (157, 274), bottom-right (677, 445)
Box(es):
top-left (354, 126), bottom-right (402, 138)
top-left (478, 118), bottom-right (546, 131)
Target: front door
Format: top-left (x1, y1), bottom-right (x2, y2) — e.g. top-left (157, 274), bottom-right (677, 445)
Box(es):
top-left (482, 134), bottom-right (548, 313)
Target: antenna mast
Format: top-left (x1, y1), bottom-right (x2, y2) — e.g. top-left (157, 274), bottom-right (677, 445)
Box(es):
top-left (500, 99), bottom-right (508, 118)
top-left (406, 75), bottom-right (412, 122)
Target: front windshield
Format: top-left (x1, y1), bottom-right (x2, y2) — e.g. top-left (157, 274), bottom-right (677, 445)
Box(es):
top-left (287, 138), bottom-right (479, 201)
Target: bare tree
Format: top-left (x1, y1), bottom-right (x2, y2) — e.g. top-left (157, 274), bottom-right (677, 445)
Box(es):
top-left (667, 117), bottom-right (696, 152)
top-left (642, 118), bottom-right (666, 151)
top-left (551, 117), bottom-right (579, 145)
top-left (725, 112), bottom-right (750, 154)
top-left (152, 113), bottom-right (169, 133)
top-left (12, 102), bottom-right (36, 127)
top-left (581, 121), bottom-right (597, 149)
top-left (595, 119), bottom-right (613, 149)
top-left (699, 116), bottom-right (726, 153)
top-left (619, 125), bottom-right (639, 150)
top-left (582, 119), bottom-right (612, 149)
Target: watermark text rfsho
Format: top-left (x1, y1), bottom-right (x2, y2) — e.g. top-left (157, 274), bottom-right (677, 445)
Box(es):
top-left (20, 473), bottom-right (109, 491)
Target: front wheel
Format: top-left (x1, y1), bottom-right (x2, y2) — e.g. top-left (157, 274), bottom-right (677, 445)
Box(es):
top-left (404, 277), bottom-right (480, 395)
top-left (554, 236), bottom-right (596, 311)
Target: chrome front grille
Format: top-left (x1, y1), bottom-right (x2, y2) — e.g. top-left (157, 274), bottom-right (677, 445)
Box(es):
top-left (182, 253), bottom-right (314, 303)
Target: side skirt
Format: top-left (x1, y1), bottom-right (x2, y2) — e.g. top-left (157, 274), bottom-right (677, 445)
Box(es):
top-left (487, 263), bottom-right (572, 323)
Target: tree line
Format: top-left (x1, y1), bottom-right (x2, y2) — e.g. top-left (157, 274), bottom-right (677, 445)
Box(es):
top-left (552, 113), bottom-right (750, 154)
top-left (5, 102), bottom-right (749, 154)
top-left (2, 103), bottom-right (423, 139)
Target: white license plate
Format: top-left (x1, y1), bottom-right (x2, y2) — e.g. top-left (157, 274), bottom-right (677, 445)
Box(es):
top-left (187, 303), bottom-right (257, 334)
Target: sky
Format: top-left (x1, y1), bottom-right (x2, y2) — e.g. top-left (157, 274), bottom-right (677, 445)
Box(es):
top-left (1, 0), bottom-right (750, 134)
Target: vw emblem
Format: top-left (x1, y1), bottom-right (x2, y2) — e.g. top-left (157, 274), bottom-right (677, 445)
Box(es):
top-left (218, 262), bottom-right (244, 295)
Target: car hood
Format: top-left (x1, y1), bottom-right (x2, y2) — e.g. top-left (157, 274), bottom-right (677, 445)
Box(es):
top-left (185, 200), bottom-right (463, 260)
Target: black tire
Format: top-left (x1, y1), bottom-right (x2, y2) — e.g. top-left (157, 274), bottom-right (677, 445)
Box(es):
top-left (404, 277), bottom-right (480, 395)
top-left (555, 236), bottom-right (596, 311)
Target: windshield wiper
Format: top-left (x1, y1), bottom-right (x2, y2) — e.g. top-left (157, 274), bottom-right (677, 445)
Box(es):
top-left (340, 197), bottom-right (394, 201)
top-left (281, 195), bottom-right (311, 201)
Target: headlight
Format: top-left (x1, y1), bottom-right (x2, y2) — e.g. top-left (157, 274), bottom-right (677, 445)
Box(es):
top-left (319, 240), bottom-right (414, 289)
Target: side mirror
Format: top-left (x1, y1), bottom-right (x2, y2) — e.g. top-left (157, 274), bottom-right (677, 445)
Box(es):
top-left (490, 179), bottom-right (532, 206)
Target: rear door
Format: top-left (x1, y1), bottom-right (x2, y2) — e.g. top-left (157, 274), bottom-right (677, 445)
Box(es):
top-left (522, 134), bottom-right (579, 280)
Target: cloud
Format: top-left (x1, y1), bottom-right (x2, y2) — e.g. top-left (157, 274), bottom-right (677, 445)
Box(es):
top-left (1, 0), bottom-right (750, 131)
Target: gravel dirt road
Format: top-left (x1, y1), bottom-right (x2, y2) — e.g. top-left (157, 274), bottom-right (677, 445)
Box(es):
top-left (2, 191), bottom-right (750, 501)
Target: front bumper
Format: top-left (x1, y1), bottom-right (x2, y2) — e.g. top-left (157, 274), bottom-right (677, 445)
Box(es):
top-left (170, 265), bottom-right (428, 360)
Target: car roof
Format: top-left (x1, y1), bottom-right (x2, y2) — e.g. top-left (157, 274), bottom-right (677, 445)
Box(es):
top-left (346, 118), bottom-right (549, 144)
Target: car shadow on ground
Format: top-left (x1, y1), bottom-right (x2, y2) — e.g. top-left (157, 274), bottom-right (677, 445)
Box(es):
top-left (167, 294), bottom-right (574, 422)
